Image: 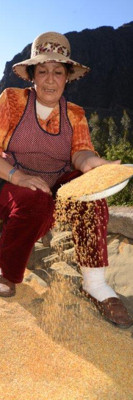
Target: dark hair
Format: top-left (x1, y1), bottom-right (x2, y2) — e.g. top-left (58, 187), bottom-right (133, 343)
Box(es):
top-left (65, 63), bottom-right (74, 75)
top-left (26, 62), bottom-right (74, 81)
top-left (26, 65), bottom-right (35, 81)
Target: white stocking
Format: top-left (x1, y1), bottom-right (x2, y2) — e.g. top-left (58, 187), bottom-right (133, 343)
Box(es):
top-left (81, 267), bottom-right (118, 302)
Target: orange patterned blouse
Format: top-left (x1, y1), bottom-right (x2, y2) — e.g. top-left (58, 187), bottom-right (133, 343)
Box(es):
top-left (0, 87), bottom-right (95, 156)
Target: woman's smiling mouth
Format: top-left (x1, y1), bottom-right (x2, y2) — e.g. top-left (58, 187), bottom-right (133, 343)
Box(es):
top-left (44, 88), bottom-right (55, 92)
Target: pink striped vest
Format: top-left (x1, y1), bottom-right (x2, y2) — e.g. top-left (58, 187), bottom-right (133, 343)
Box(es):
top-left (5, 90), bottom-right (73, 188)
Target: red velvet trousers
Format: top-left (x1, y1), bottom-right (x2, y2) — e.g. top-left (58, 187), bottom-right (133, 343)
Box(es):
top-left (0, 171), bottom-right (109, 283)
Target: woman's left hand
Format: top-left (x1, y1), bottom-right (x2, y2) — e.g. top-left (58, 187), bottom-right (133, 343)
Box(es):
top-left (79, 155), bottom-right (121, 173)
top-left (72, 150), bottom-right (121, 173)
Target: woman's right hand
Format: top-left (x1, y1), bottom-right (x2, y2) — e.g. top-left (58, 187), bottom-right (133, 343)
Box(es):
top-left (11, 170), bottom-right (52, 194)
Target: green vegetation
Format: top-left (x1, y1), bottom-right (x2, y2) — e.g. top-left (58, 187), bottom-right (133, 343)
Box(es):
top-left (88, 110), bottom-right (133, 205)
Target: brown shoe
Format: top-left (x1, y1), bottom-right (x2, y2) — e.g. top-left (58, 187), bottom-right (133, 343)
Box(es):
top-left (80, 286), bottom-right (133, 329)
top-left (0, 275), bottom-right (16, 297)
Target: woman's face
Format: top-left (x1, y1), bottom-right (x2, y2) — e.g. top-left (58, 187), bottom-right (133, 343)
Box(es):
top-left (33, 62), bottom-right (68, 107)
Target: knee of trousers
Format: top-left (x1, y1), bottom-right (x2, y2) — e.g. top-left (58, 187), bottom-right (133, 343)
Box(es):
top-left (12, 187), bottom-right (55, 218)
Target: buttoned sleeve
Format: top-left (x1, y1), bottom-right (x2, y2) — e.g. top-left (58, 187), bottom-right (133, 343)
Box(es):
top-left (67, 102), bottom-right (95, 156)
top-left (0, 88), bottom-right (29, 154)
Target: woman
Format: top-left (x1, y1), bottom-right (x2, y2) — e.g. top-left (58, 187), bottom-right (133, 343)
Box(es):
top-left (0, 31), bottom-right (132, 328)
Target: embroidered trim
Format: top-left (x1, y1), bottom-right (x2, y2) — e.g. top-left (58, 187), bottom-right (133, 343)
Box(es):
top-left (32, 42), bottom-right (70, 57)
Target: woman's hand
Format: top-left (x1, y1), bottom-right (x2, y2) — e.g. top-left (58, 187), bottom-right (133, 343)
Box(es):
top-left (79, 155), bottom-right (121, 173)
top-left (72, 150), bottom-right (121, 173)
top-left (0, 157), bottom-right (51, 193)
top-left (11, 170), bottom-right (52, 194)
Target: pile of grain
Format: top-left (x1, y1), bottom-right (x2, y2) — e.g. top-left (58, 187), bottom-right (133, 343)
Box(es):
top-left (0, 272), bottom-right (133, 400)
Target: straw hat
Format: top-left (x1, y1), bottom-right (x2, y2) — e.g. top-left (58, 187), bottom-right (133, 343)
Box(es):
top-left (13, 31), bottom-right (90, 82)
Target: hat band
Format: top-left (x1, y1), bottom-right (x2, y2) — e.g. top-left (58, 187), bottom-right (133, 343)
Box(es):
top-left (32, 42), bottom-right (70, 58)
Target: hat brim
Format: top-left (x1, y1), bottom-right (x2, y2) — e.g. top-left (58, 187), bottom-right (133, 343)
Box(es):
top-left (12, 53), bottom-right (90, 82)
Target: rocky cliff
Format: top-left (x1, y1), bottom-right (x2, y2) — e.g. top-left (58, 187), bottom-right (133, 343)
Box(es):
top-left (0, 22), bottom-right (133, 121)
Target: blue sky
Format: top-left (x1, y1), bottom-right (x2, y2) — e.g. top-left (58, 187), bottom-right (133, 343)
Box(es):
top-left (0, 0), bottom-right (133, 79)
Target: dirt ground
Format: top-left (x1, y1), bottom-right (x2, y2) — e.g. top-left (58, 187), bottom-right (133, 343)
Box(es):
top-left (0, 269), bottom-right (133, 400)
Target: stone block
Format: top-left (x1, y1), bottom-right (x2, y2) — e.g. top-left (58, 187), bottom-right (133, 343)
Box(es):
top-left (42, 253), bottom-right (60, 268)
top-left (108, 206), bottom-right (133, 239)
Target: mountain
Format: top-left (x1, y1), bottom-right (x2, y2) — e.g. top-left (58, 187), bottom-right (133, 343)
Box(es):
top-left (0, 22), bottom-right (133, 122)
